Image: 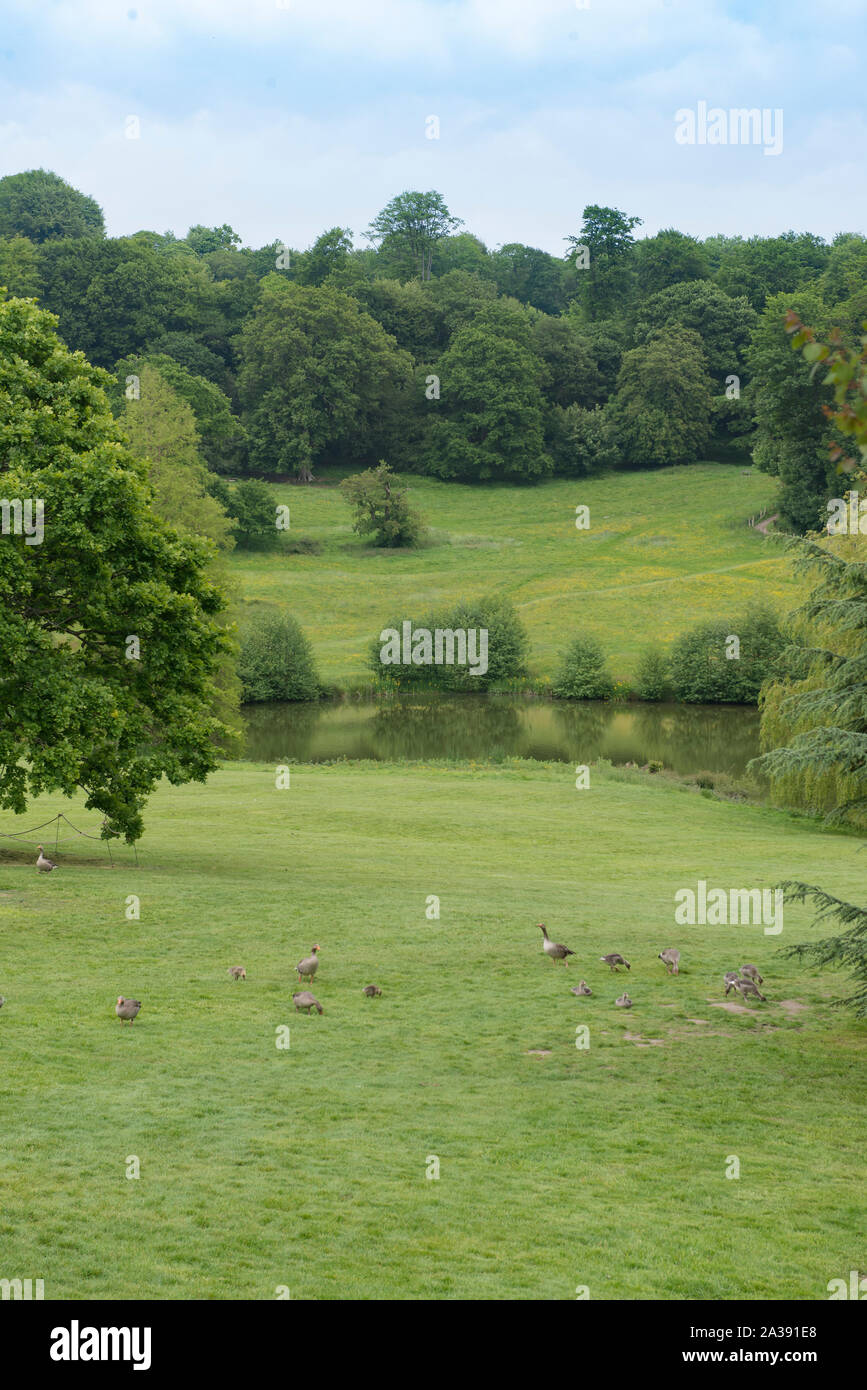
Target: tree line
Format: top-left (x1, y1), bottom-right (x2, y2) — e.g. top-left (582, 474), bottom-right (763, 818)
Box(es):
top-left (2, 169), bottom-right (866, 531)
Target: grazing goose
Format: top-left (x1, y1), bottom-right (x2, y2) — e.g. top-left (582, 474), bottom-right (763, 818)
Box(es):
top-left (296, 945), bottom-right (321, 983)
top-left (658, 948), bottom-right (680, 975)
top-left (538, 924), bottom-right (575, 966)
top-left (362, 985), bottom-right (382, 997)
top-left (570, 980), bottom-right (593, 996)
top-left (36, 845), bottom-right (57, 873)
top-left (293, 990), bottom-right (323, 1015)
top-left (228, 967), bottom-right (246, 982)
top-left (615, 992), bottom-right (633, 1008)
top-left (601, 953), bottom-right (630, 973)
top-left (733, 977), bottom-right (766, 1003)
top-left (740, 963), bottom-right (763, 985)
top-left (115, 995), bottom-right (141, 1025)
top-left (724, 970), bottom-right (742, 995)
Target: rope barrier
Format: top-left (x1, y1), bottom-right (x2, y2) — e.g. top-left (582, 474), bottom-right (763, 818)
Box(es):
top-left (0, 813), bottom-right (139, 866)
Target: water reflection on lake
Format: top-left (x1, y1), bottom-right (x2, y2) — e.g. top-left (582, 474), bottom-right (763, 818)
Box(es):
top-left (240, 695), bottom-right (761, 776)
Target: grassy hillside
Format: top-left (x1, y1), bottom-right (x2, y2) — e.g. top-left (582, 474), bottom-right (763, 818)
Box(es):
top-left (1, 761), bottom-right (863, 1300)
top-left (231, 464), bottom-right (797, 688)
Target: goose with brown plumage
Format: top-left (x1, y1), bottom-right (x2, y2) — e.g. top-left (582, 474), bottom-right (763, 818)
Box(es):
top-left (601, 953), bottom-right (630, 973)
top-left (658, 948), bottom-right (680, 975)
top-left (296, 945), bottom-right (321, 983)
top-left (733, 977), bottom-right (766, 1003)
top-left (538, 924), bottom-right (574, 966)
top-left (228, 967), bottom-right (246, 981)
top-left (293, 991), bottom-right (323, 1015)
top-left (36, 845), bottom-right (57, 873)
top-left (115, 996), bottom-right (141, 1025)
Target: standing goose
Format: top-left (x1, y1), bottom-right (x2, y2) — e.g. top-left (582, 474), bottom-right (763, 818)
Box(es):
top-left (228, 967), bottom-right (247, 982)
top-left (740, 964), bottom-right (763, 985)
top-left (570, 981), bottom-right (592, 996)
top-left (362, 985), bottom-right (382, 997)
top-left (36, 845), bottom-right (57, 873)
top-left (658, 948), bottom-right (680, 975)
top-left (296, 945), bottom-right (321, 983)
top-left (601, 953), bottom-right (630, 973)
top-left (293, 991), bottom-right (323, 1015)
top-left (0, 996), bottom-right (5, 1009)
top-left (733, 977), bottom-right (766, 1003)
top-left (724, 970), bottom-right (742, 995)
top-left (615, 992), bottom-right (633, 1008)
top-left (115, 996), bottom-right (141, 1025)
top-left (538, 924), bottom-right (575, 967)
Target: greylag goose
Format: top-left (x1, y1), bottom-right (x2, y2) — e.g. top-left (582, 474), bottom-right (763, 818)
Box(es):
top-left (296, 945), bottom-right (321, 983)
top-left (116, 996), bottom-right (141, 1025)
top-left (733, 977), bottom-right (766, 1003)
top-left (539, 924), bottom-right (574, 966)
top-left (601, 953), bottom-right (630, 972)
top-left (228, 967), bottom-right (246, 981)
top-left (658, 948), bottom-right (680, 975)
top-left (570, 981), bottom-right (592, 996)
top-left (615, 992), bottom-right (633, 1008)
top-left (724, 970), bottom-right (741, 995)
top-left (0, 995), bottom-right (5, 1009)
top-left (36, 845), bottom-right (57, 873)
top-left (293, 990), bottom-right (323, 1015)
top-left (362, 985), bottom-right (382, 997)
top-left (740, 963), bottom-right (763, 984)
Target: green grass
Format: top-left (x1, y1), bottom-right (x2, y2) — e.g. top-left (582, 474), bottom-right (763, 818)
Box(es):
top-left (1, 760), bottom-right (864, 1300)
top-left (231, 464), bottom-right (797, 687)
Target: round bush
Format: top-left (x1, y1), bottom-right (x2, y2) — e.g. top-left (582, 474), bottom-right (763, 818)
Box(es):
top-left (552, 635), bottom-right (615, 700)
top-left (238, 611), bottom-right (320, 702)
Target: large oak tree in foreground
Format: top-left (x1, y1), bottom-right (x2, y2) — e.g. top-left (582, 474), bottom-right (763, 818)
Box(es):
top-left (0, 296), bottom-right (231, 842)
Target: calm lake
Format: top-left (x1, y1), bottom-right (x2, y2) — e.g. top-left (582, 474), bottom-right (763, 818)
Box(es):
top-left (240, 695), bottom-right (761, 775)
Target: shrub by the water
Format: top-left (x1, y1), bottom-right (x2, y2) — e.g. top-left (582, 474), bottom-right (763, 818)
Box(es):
top-left (669, 604), bottom-right (784, 704)
top-left (369, 594), bottom-right (529, 691)
top-left (239, 611), bottom-right (320, 702)
top-left (552, 635), bottom-right (615, 700)
top-left (636, 646), bottom-right (669, 701)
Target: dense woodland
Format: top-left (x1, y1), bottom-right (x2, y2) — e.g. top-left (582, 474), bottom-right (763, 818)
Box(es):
top-left (2, 168), bottom-right (865, 536)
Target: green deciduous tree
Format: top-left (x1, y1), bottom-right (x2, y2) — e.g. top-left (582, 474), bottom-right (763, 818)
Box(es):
top-left (340, 462), bottom-right (424, 547)
top-left (0, 236), bottom-right (43, 299)
top-left (236, 277), bottom-right (412, 481)
top-left (0, 297), bottom-right (230, 842)
top-left (114, 353), bottom-right (246, 473)
top-left (634, 279), bottom-right (756, 385)
top-left (421, 319), bottom-right (552, 482)
top-left (565, 205), bottom-right (642, 321)
top-left (0, 169), bottom-right (104, 242)
top-left (746, 290), bottom-right (839, 531)
top-left (612, 327), bottom-right (713, 466)
top-left (635, 229), bottom-right (709, 297)
top-left (366, 190), bottom-right (463, 281)
top-left (119, 363), bottom-right (235, 554)
top-left (39, 236), bottom-right (223, 368)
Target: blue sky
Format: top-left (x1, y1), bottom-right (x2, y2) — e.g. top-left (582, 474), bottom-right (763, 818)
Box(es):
top-left (1, 0), bottom-right (864, 253)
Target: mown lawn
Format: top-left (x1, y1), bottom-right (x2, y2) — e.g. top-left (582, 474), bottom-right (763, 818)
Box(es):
top-left (1, 761), bottom-right (863, 1300)
top-left (230, 464), bottom-right (799, 687)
